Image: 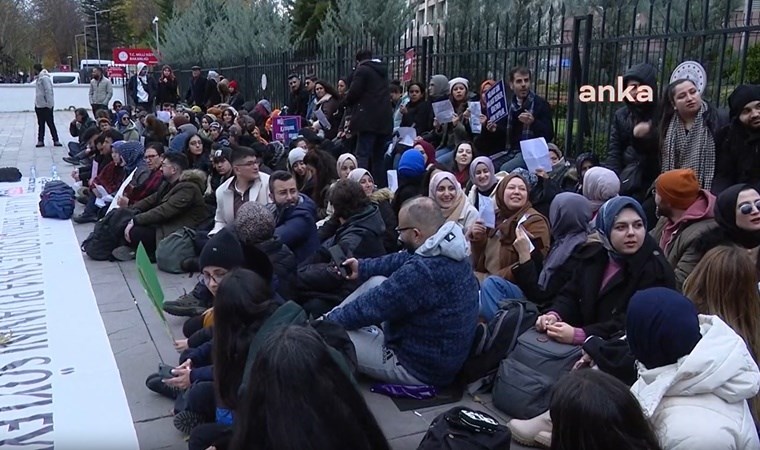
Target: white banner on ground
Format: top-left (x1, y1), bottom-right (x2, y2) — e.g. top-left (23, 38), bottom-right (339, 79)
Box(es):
top-left (0, 178), bottom-right (138, 450)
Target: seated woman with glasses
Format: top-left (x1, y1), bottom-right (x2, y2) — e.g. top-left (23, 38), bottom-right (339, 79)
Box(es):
top-left (116, 142), bottom-right (165, 207)
top-left (695, 184), bottom-right (760, 279)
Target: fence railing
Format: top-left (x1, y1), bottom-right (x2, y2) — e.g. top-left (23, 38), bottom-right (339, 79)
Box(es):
top-left (167, 0), bottom-right (760, 157)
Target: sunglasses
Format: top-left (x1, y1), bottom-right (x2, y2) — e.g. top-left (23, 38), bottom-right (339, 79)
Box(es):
top-left (738, 199), bottom-right (760, 215)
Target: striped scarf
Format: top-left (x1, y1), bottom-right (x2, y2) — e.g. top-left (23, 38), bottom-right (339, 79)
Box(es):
top-left (662, 102), bottom-right (716, 190)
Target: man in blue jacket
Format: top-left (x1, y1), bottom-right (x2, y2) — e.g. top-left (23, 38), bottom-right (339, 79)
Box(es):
top-left (325, 197), bottom-right (479, 386)
top-left (267, 170), bottom-right (320, 263)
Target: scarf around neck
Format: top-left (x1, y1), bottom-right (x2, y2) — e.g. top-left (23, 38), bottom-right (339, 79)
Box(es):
top-left (662, 102), bottom-right (716, 190)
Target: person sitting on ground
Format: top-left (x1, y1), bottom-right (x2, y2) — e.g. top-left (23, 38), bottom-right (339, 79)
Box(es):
top-left (325, 196), bottom-right (479, 386)
top-left (72, 139), bottom-right (131, 224)
top-left (229, 325), bottom-right (390, 450)
top-left (391, 149), bottom-right (428, 216)
top-left (116, 142), bottom-right (165, 207)
top-left (683, 244), bottom-right (760, 427)
top-left (65, 107), bottom-right (96, 162)
top-left (295, 179), bottom-right (386, 316)
top-left (582, 166), bottom-right (621, 222)
top-left (429, 170), bottom-right (479, 231)
top-left (267, 170), bottom-right (320, 263)
top-left (204, 147), bottom-right (234, 209)
top-left (479, 192), bottom-right (593, 317)
top-left (534, 196), bottom-right (675, 344)
top-left (116, 110), bottom-right (140, 141)
top-left (468, 173), bottom-right (551, 284)
top-left (113, 152), bottom-right (208, 261)
top-left (713, 84), bottom-right (760, 193)
top-left (651, 169), bottom-right (718, 290)
top-left (627, 287), bottom-right (760, 449)
top-left (572, 151), bottom-right (600, 194)
top-left (347, 168), bottom-right (398, 253)
top-left (209, 147), bottom-right (270, 236)
top-left (466, 156), bottom-right (501, 210)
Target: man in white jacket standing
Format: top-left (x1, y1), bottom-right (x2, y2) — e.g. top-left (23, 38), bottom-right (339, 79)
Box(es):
top-left (33, 64), bottom-right (62, 148)
top-left (627, 287), bottom-right (760, 450)
top-left (209, 147), bottom-right (270, 236)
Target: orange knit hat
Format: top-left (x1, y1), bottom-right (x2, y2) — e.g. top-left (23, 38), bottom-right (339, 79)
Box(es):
top-left (655, 169), bottom-right (700, 210)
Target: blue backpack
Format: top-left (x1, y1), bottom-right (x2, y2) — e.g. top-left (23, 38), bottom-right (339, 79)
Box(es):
top-left (39, 180), bottom-right (76, 220)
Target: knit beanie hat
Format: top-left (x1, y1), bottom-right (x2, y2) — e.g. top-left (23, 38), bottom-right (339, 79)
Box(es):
top-left (626, 287), bottom-right (702, 370)
top-left (229, 80), bottom-right (238, 91)
top-left (235, 202), bottom-right (276, 245)
top-left (288, 148), bottom-right (306, 168)
top-left (398, 150), bottom-right (425, 178)
top-left (449, 77), bottom-right (469, 91)
top-left (655, 169), bottom-right (700, 210)
top-left (200, 228), bottom-right (245, 270)
top-left (729, 84), bottom-right (760, 119)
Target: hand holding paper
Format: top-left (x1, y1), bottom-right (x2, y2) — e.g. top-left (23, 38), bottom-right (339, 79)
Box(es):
top-left (478, 195), bottom-right (496, 229)
top-left (520, 137), bottom-right (553, 174)
top-left (516, 214), bottom-right (536, 253)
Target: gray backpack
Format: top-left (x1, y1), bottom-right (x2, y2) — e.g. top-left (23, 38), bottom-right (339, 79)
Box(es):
top-left (155, 227), bottom-right (197, 273)
top-left (492, 328), bottom-right (581, 419)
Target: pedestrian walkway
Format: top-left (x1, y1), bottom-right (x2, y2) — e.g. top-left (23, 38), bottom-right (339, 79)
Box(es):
top-left (0, 111), bottom-right (530, 450)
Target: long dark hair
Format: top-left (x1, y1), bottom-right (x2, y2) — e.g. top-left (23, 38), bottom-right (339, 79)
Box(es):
top-left (303, 149), bottom-right (338, 209)
top-left (314, 80), bottom-right (340, 99)
top-left (212, 269), bottom-right (278, 411)
top-left (657, 78), bottom-right (698, 150)
top-left (229, 325), bottom-right (390, 450)
top-left (550, 370), bottom-right (663, 450)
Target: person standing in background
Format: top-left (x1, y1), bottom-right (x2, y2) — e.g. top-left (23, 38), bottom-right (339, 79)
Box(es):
top-left (89, 66), bottom-right (113, 116)
top-left (128, 63), bottom-right (157, 113)
top-left (33, 63), bottom-right (62, 148)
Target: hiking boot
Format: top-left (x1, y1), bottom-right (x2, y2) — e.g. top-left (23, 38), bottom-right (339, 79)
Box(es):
top-left (53, 141), bottom-right (63, 147)
top-left (112, 245), bottom-right (136, 261)
top-left (35, 141), bottom-right (44, 148)
top-left (508, 410), bottom-right (552, 447)
top-left (180, 257), bottom-right (199, 273)
top-left (63, 156), bottom-right (82, 165)
top-left (145, 373), bottom-right (183, 400)
top-left (163, 292), bottom-right (207, 317)
top-left (73, 212), bottom-right (98, 224)
top-left (534, 431), bottom-right (551, 448)
top-left (173, 410), bottom-right (204, 435)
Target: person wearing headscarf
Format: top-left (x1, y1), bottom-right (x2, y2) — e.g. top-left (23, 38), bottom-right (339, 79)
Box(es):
top-left (336, 153), bottom-right (358, 180)
top-left (348, 168), bottom-right (397, 253)
top-left (573, 151), bottom-right (600, 193)
top-left (480, 193), bottom-right (592, 319)
top-left (582, 166), bottom-right (620, 219)
top-left (468, 173), bottom-right (551, 284)
top-left (466, 156), bottom-right (501, 210)
top-left (534, 196), bottom-right (675, 344)
top-left (428, 171), bottom-right (478, 231)
top-left (547, 143), bottom-right (573, 191)
top-left (392, 150), bottom-right (427, 217)
top-left (115, 110), bottom-right (140, 141)
top-left (512, 166), bottom-right (560, 219)
top-left (413, 139), bottom-right (436, 168)
top-left (713, 84), bottom-right (760, 193)
top-left (627, 287), bottom-right (760, 450)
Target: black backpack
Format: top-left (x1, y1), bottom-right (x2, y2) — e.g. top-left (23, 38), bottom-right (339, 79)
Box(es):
top-left (38, 180), bottom-right (76, 219)
top-left (81, 208), bottom-right (135, 261)
top-left (417, 407), bottom-right (511, 450)
top-left (459, 298), bottom-right (539, 391)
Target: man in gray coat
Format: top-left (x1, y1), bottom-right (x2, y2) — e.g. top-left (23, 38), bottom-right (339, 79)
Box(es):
top-left (33, 64), bottom-right (61, 148)
top-left (89, 66), bottom-right (113, 115)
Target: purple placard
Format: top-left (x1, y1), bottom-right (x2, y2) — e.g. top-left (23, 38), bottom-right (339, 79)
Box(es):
top-left (272, 115), bottom-right (302, 145)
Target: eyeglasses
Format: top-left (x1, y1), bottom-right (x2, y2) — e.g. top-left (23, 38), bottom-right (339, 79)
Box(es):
top-left (198, 272), bottom-right (227, 285)
top-left (738, 199), bottom-right (760, 215)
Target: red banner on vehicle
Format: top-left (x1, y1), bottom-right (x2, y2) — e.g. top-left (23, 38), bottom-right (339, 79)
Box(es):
top-left (113, 48), bottom-right (158, 65)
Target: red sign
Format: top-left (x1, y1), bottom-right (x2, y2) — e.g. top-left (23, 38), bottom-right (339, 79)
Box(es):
top-left (112, 47), bottom-right (158, 65)
top-left (402, 48), bottom-right (415, 83)
top-left (107, 66), bottom-right (126, 78)
top-left (59, 64), bottom-right (71, 72)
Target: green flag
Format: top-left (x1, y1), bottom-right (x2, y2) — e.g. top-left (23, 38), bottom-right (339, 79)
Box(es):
top-left (136, 242), bottom-right (166, 322)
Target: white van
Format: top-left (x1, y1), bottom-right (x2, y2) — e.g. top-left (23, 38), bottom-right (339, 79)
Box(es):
top-left (28, 72), bottom-right (81, 85)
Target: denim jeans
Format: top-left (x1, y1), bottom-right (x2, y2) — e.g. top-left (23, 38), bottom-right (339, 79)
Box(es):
top-left (436, 147), bottom-right (454, 166)
top-left (479, 275), bottom-right (525, 321)
top-left (499, 152), bottom-right (527, 173)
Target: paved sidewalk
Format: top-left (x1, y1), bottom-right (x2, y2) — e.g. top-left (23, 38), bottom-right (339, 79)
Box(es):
top-left (0, 111), bottom-right (531, 450)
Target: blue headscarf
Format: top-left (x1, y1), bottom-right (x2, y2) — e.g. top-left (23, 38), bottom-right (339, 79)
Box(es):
top-left (398, 150), bottom-right (425, 179)
top-left (595, 196), bottom-right (646, 260)
top-left (626, 287), bottom-right (702, 369)
top-left (115, 141), bottom-right (146, 175)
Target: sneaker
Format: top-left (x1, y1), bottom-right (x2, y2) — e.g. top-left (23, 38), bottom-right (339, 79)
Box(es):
top-left (76, 194), bottom-right (89, 205)
top-left (163, 292), bottom-right (207, 317)
top-left (534, 431), bottom-right (551, 448)
top-left (145, 373), bottom-right (183, 400)
top-left (53, 141), bottom-right (63, 147)
top-left (112, 245), bottom-right (136, 261)
top-left (35, 141), bottom-right (44, 147)
top-left (63, 156), bottom-right (82, 165)
top-left (173, 410), bottom-right (204, 435)
top-left (508, 410), bottom-right (552, 447)
top-left (72, 212), bottom-right (98, 224)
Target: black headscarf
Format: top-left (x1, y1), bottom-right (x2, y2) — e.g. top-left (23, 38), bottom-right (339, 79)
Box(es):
top-left (714, 183), bottom-right (760, 249)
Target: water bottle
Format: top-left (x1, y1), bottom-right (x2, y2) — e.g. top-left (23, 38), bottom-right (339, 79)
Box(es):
top-left (51, 164), bottom-right (59, 181)
top-left (30, 165), bottom-right (37, 181)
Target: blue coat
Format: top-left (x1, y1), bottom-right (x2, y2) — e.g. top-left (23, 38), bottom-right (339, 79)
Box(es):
top-left (274, 194), bottom-right (320, 263)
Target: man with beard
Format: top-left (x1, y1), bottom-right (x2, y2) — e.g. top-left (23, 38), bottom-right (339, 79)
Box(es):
top-left (267, 170), bottom-right (320, 262)
top-left (324, 196), bottom-right (479, 386)
top-left (89, 66), bottom-right (113, 116)
top-left (713, 84), bottom-right (760, 193)
top-left (651, 169), bottom-right (718, 291)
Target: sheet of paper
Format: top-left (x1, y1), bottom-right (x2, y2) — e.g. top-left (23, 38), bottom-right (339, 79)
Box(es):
top-left (107, 169), bottom-right (136, 214)
top-left (520, 137), bottom-right (553, 174)
top-left (315, 108), bottom-right (332, 130)
top-left (432, 99), bottom-right (456, 124)
top-left (91, 160), bottom-right (99, 179)
top-left (387, 170), bottom-right (399, 193)
top-left (517, 213), bottom-right (536, 253)
top-left (478, 195), bottom-right (496, 228)
top-left (397, 127), bottom-right (417, 147)
top-left (468, 102), bottom-right (482, 134)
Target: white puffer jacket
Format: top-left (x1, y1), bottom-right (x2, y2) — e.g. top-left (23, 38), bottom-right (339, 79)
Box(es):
top-left (631, 315), bottom-right (760, 450)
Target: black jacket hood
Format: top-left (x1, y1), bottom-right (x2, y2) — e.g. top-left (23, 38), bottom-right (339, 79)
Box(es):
top-left (622, 63), bottom-right (657, 91)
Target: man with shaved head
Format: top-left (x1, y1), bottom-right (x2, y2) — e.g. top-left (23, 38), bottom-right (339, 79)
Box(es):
top-left (325, 196), bottom-right (479, 387)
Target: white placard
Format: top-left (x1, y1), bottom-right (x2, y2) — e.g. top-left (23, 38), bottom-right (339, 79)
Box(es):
top-left (315, 108), bottom-right (332, 130)
top-left (520, 137), bottom-right (553, 174)
top-left (478, 195), bottom-right (496, 228)
top-left (397, 127), bottom-right (417, 147)
top-left (387, 170), bottom-right (399, 193)
top-left (432, 99), bottom-right (456, 124)
top-left (0, 178), bottom-right (138, 449)
top-left (468, 101), bottom-right (482, 134)
top-left (107, 168), bottom-right (137, 214)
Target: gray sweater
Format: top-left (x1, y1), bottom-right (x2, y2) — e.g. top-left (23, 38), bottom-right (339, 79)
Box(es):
top-left (34, 70), bottom-right (54, 109)
top-left (89, 77), bottom-right (113, 105)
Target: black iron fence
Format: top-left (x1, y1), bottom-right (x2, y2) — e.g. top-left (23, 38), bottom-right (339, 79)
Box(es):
top-left (167, 0), bottom-right (760, 157)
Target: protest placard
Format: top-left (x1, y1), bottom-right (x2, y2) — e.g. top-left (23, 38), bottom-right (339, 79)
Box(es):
top-left (485, 80), bottom-right (508, 123)
top-left (272, 115), bottom-right (302, 145)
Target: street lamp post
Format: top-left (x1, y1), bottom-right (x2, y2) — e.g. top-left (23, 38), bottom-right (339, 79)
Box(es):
top-left (94, 9), bottom-right (111, 63)
top-left (84, 24), bottom-right (97, 62)
top-left (152, 17), bottom-right (160, 56)
top-left (74, 34), bottom-right (85, 69)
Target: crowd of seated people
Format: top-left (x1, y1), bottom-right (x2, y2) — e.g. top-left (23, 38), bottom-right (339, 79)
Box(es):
top-left (61, 56), bottom-right (760, 450)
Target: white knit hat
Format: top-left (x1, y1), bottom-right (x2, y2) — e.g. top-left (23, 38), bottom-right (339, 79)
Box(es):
top-left (448, 77), bottom-right (469, 91)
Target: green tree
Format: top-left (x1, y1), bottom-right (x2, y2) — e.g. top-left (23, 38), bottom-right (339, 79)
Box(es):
top-left (317, 0), bottom-right (413, 53)
top-left (291, 0), bottom-right (332, 42)
top-left (208, 0), bottom-right (292, 62)
top-left (79, 0), bottom-right (132, 60)
top-left (160, 0), bottom-right (223, 66)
